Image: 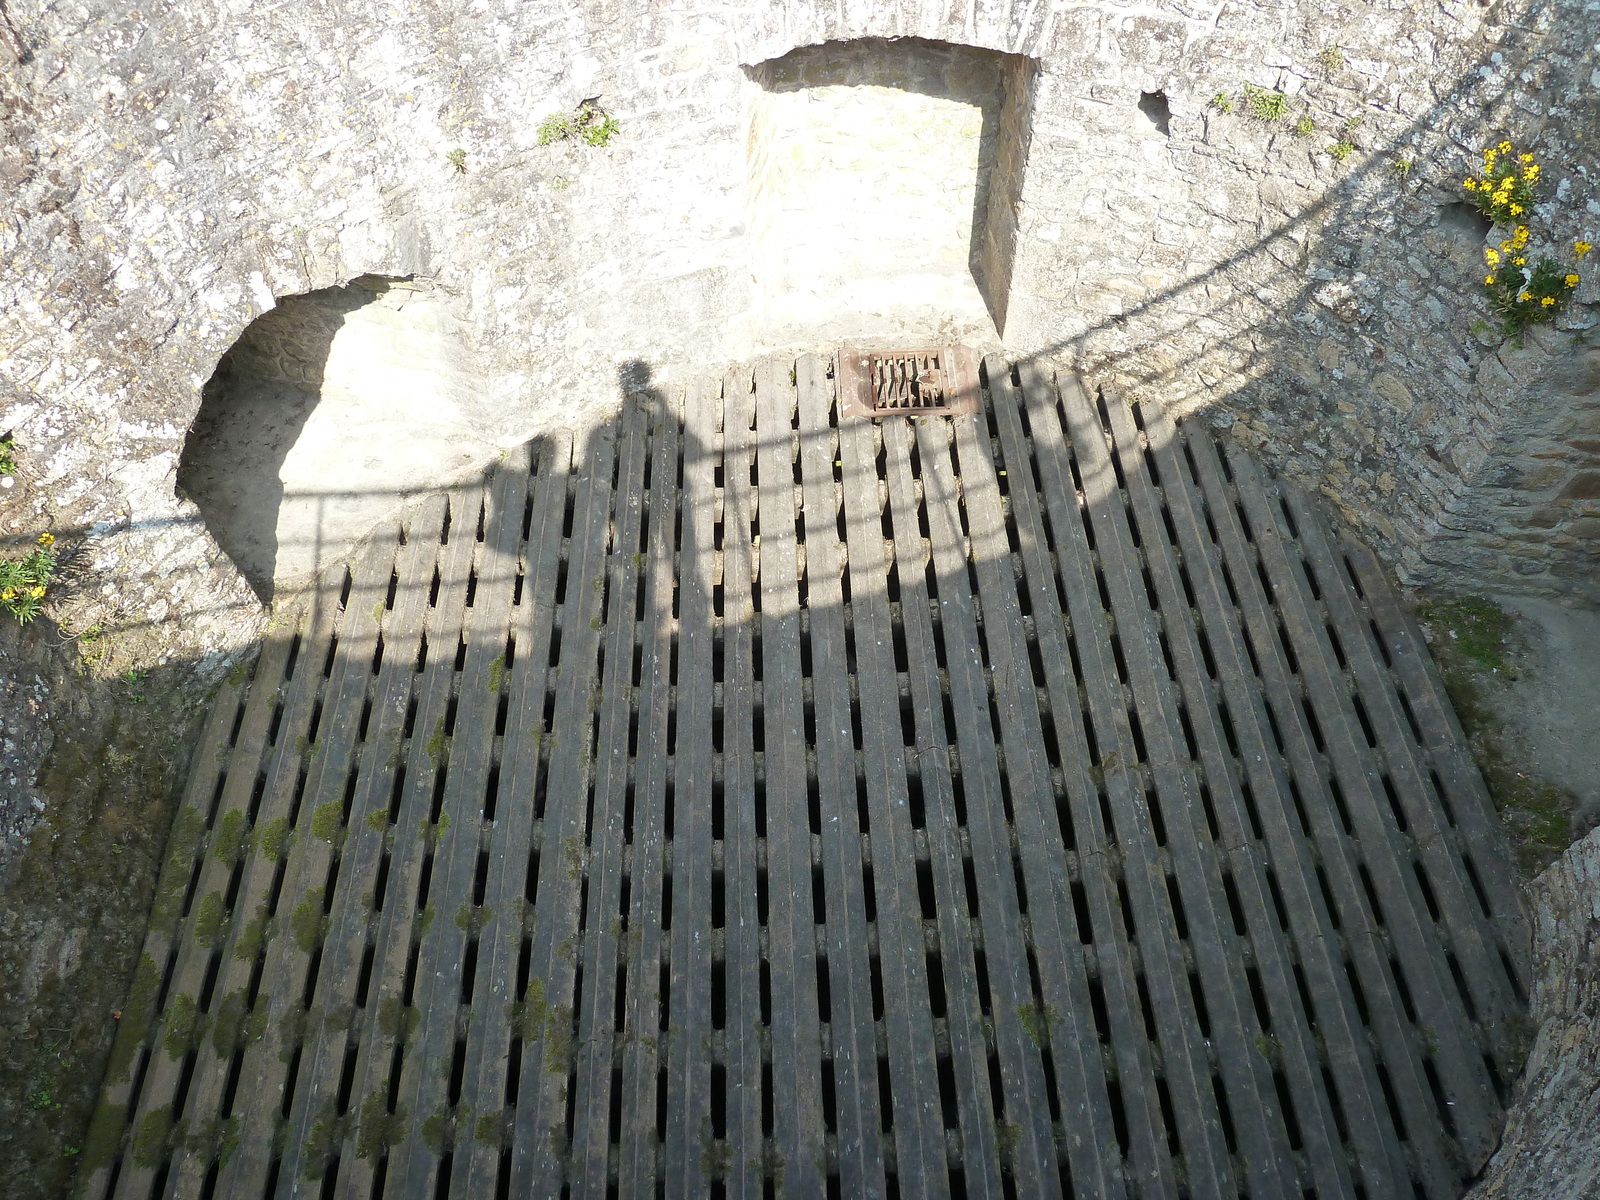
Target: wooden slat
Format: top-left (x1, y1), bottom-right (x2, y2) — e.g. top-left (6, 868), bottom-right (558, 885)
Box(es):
top-left (878, 415), bottom-right (1007, 1200)
top-left (1223, 444), bottom-right (1501, 1170)
top-left (906, 412), bottom-right (1064, 1197)
top-left (836, 379), bottom-right (949, 1199)
top-left (555, 401), bottom-right (647, 1199)
top-left (1286, 491), bottom-right (1518, 1039)
top-left (1004, 363), bottom-right (1174, 1198)
top-left (796, 354), bottom-right (887, 1197)
top-left (615, 401), bottom-right (679, 1197)
top-left (753, 358), bottom-right (827, 1200)
top-left (1135, 398), bottom-right (1408, 1199)
top-left (452, 433), bottom-right (575, 1195)
top-left (1182, 428), bottom-right (1464, 1197)
top-left (103, 634), bottom-right (292, 1196)
top-left (1099, 386), bottom-right (1311, 1197)
top-left (506, 421), bottom-right (620, 1193)
top-left (1038, 369), bottom-right (1239, 1194)
top-left (161, 595), bottom-right (350, 1200)
top-left (384, 468), bottom-right (526, 1198)
top-left (661, 377), bottom-right (721, 1195)
top-left (213, 530), bottom-right (405, 1196)
top-left (276, 494), bottom-right (449, 1191)
top-left (328, 491), bottom-right (482, 1200)
top-left (86, 645), bottom-right (256, 1199)
top-left (718, 368), bottom-right (766, 1200)
top-left (1336, 537), bottom-right (1526, 980)
top-left (942, 388), bottom-right (1127, 1196)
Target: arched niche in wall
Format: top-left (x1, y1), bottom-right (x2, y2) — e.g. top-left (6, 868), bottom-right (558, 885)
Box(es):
top-left (744, 37), bottom-right (1036, 347)
top-left (177, 276), bottom-right (498, 601)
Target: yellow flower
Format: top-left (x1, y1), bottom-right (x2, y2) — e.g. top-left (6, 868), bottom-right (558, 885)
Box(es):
top-left (30, 586), bottom-right (44, 599)
top-left (1485, 248), bottom-right (1501, 264)
top-left (1499, 140), bottom-right (1512, 152)
top-left (1541, 296), bottom-right (1556, 307)
top-left (1485, 274), bottom-right (1497, 284)
top-left (1464, 178), bottom-right (1477, 190)
top-left (1513, 256), bottom-right (1527, 266)
top-left (1578, 241), bottom-right (1594, 258)
top-left (1509, 204), bottom-right (1524, 215)
top-left (1, 588), bottom-right (14, 601)
top-left (37, 532), bottom-right (53, 546)
top-left (1520, 153), bottom-right (1534, 162)
top-left (1519, 290), bottom-right (1533, 301)
top-left (1566, 274), bottom-right (1580, 287)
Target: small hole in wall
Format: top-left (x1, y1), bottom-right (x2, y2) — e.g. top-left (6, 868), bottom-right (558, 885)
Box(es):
top-left (1139, 91), bottom-right (1171, 137)
top-left (1437, 201), bottom-right (1492, 244)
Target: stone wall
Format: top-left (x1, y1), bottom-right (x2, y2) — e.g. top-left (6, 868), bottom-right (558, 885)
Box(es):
top-left (3, 0), bottom-right (1596, 657)
top-left (1467, 825), bottom-right (1600, 1199)
top-left (0, 0), bottom-right (1597, 802)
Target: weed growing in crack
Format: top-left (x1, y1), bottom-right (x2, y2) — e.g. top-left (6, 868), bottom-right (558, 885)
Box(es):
top-left (1, 533), bottom-right (56, 623)
top-left (536, 100), bottom-right (620, 148)
top-left (1242, 82), bottom-right (1289, 122)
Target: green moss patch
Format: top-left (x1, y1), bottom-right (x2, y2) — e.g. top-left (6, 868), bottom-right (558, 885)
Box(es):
top-left (289, 888), bottom-right (329, 953)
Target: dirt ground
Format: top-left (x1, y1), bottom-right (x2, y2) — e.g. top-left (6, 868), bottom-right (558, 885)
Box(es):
top-left (1409, 591), bottom-right (1600, 877)
top-left (0, 617), bottom-right (223, 1199)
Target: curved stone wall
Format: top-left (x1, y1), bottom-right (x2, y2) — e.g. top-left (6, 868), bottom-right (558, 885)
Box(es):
top-left (1, 0), bottom-right (1595, 658)
top-left (1, 2), bottom-right (1598, 1190)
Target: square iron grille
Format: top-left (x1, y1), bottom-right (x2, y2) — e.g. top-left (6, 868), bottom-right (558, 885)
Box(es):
top-left (839, 345), bottom-right (981, 420)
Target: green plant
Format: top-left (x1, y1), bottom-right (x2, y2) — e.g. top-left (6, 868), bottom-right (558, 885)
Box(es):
top-left (1392, 155), bottom-right (1414, 176)
top-left (1242, 82), bottom-right (1289, 122)
top-left (536, 101), bottom-right (619, 148)
top-left (1, 533), bottom-right (56, 622)
top-left (1208, 92), bottom-right (1234, 114)
top-left (1294, 115), bottom-right (1315, 137)
top-left (1317, 46), bottom-right (1344, 72)
top-left (27, 1089), bottom-right (60, 1111)
top-left (1464, 140), bottom-right (1538, 225)
top-left (1327, 139), bottom-right (1355, 162)
top-left (445, 147), bottom-right (467, 173)
top-left (0, 432), bottom-right (16, 475)
top-left (1482, 231), bottom-right (1588, 336)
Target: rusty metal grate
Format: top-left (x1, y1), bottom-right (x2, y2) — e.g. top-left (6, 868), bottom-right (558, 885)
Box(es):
top-left (839, 345), bottom-right (980, 419)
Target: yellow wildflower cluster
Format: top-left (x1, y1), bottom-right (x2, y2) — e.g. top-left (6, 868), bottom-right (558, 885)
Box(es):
top-left (0, 532), bottom-right (58, 624)
top-left (1464, 140), bottom-right (1591, 337)
top-left (1463, 140), bottom-right (1540, 226)
top-left (1479, 228), bottom-right (1587, 335)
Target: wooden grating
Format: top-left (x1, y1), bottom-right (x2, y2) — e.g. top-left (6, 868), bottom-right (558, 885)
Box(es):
top-left (85, 356), bottom-right (1529, 1200)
